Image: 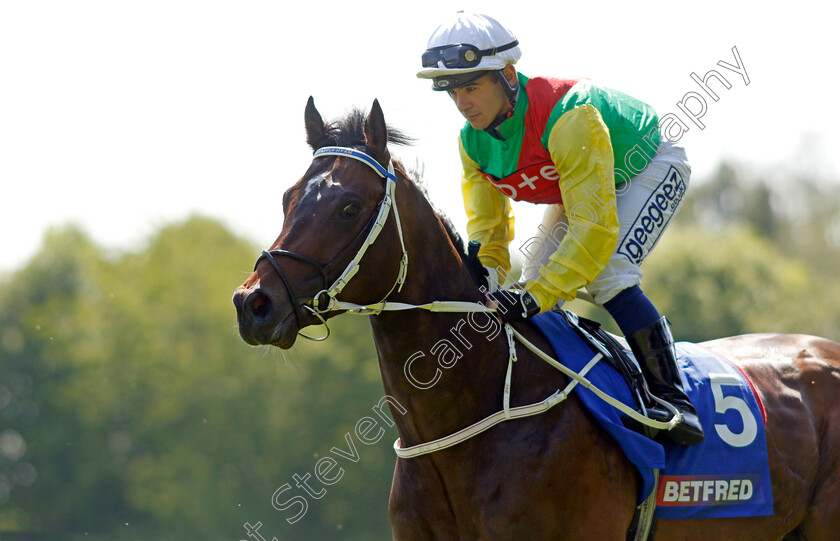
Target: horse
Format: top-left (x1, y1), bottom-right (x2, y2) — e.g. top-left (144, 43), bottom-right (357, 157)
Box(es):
top-left (232, 97), bottom-right (840, 540)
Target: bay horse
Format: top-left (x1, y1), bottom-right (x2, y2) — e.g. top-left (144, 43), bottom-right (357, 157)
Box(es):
top-left (232, 98), bottom-right (840, 540)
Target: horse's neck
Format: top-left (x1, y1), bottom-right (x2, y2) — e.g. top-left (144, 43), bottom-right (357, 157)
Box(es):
top-left (369, 182), bottom-right (512, 447)
top-left (370, 309), bottom-right (512, 448)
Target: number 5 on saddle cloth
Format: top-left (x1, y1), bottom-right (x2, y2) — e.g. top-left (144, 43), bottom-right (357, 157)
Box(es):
top-left (531, 310), bottom-right (773, 520)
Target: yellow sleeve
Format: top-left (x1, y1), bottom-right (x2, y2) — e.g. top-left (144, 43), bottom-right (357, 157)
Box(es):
top-left (526, 104), bottom-right (619, 311)
top-left (459, 136), bottom-right (515, 274)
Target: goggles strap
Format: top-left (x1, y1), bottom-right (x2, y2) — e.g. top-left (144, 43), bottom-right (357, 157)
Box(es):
top-left (423, 39), bottom-right (518, 69)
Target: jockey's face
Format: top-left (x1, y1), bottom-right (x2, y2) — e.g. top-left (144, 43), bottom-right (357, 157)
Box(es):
top-left (447, 72), bottom-right (509, 131)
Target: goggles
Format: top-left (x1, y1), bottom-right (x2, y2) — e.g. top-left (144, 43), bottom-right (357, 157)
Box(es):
top-left (421, 40), bottom-right (518, 69)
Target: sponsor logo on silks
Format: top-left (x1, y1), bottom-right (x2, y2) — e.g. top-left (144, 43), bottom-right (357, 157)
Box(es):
top-left (617, 165), bottom-right (687, 264)
top-left (656, 474), bottom-right (763, 507)
top-left (482, 160), bottom-right (564, 205)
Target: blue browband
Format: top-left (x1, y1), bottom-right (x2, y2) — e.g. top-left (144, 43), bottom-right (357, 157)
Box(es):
top-left (313, 146), bottom-right (396, 182)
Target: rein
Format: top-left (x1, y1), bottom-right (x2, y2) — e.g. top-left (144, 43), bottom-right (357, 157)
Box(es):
top-left (256, 146), bottom-right (681, 458)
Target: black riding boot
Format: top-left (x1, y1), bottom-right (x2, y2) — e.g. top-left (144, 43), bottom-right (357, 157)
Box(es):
top-left (627, 317), bottom-right (705, 446)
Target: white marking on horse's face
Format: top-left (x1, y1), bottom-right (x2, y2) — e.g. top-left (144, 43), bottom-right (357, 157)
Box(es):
top-left (302, 172), bottom-right (334, 202)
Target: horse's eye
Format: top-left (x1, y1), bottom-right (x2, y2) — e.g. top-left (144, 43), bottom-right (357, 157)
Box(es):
top-left (341, 203), bottom-right (361, 217)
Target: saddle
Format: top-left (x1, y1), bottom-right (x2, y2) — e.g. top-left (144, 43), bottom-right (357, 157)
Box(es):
top-left (558, 310), bottom-right (655, 428)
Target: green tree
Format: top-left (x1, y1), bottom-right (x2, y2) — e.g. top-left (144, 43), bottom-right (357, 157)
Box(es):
top-left (1, 217), bottom-right (399, 540)
top-left (641, 226), bottom-right (825, 342)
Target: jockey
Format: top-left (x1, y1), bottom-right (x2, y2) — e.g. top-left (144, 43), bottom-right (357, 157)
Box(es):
top-left (417, 12), bottom-right (704, 446)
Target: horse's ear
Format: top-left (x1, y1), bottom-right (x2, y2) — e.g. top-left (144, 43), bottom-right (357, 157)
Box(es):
top-left (305, 96), bottom-right (330, 150)
top-left (364, 99), bottom-right (389, 163)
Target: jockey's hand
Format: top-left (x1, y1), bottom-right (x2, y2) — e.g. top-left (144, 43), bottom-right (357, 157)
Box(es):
top-left (486, 289), bottom-right (540, 323)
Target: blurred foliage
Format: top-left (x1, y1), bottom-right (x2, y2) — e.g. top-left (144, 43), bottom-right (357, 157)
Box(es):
top-left (571, 157), bottom-right (840, 343)
top-left (655, 156), bottom-right (840, 342)
top-left (0, 216), bottom-right (395, 540)
top-left (1, 152), bottom-right (839, 539)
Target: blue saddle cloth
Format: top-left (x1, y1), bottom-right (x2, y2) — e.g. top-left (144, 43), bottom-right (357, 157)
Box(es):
top-left (530, 311), bottom-right (773, 519)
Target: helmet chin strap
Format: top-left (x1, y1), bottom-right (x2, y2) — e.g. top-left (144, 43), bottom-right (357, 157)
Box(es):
top-left (496, 68), bottom-right (519, 99)
top-left (484, 70), bottom-right (519, 134)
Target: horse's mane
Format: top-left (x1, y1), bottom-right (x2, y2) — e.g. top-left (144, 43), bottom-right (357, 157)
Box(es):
top-left (322, 107), bottom-right (483, 287)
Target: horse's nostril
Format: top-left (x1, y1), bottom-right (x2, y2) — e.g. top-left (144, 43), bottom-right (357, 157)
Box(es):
top-left (250, 292), bottom-right (273, 322)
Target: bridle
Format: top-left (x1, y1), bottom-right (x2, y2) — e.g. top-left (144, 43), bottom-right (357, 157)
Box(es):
top-left (253, 146), bottom-right (408, 341)
top-left (253, 146), bottom-right (681, 462)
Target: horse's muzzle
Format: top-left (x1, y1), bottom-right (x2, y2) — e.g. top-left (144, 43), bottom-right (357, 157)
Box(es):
top-left (233, 286), bottom-right (299, 348)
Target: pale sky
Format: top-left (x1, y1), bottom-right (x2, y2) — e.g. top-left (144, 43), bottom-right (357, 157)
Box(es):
top-left (2, 1), bottom-right (837, 274)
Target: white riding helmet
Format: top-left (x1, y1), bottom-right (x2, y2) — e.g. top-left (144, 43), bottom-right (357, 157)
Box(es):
top-left (417, 12), bottom-right (521, 92)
